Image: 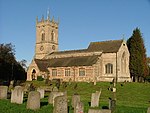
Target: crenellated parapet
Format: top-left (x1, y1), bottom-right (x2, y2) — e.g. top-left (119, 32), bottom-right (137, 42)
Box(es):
top-left (36, 15), bottom-right (59, 29)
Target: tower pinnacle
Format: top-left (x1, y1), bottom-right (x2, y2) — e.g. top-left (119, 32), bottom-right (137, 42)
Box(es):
top-left (52, 16), bottom-right (54, 22)
top-left (42, 15), bottom-right (44, 22)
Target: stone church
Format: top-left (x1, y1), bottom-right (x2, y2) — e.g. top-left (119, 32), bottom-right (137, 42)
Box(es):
top-left (27, 15), bottom-right (131, 82)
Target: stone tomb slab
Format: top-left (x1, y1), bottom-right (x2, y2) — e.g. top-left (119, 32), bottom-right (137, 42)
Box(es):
top-left (53, 95), bottom-right (68, 113)
top-left (0, 86), bottom-right (8, 99)
top-left (71, 94), bottom-right (80, 108)
top-left (147, 107), bottom-right (150, 113)
top-left (48, 91), bottom-right (64, 106)
top-left (26, 91), bottom-right (40, 110)
top-left (52, 86), bottom-right (59, 92)
top-left (91, 90), bottom-right (101, 107)
top-left (88, 109), bottom-right (111, 113)
top-left (37, 88), bottom-right (45, 99)
top-left (74, 101), bottom-right (84, 113)
top-left (11, 86), bottom-right (24, 104)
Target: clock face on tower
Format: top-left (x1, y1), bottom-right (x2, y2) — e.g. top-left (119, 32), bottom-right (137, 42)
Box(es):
top-left (40, 46), bottom-right (44, 51)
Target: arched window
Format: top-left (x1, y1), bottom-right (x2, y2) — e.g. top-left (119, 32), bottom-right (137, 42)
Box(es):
top-left (51, 31), bottom-right (55, 41)
top-left (121, 52), bottom-right (126, 74)
top-left (105, 63), bottom-right (113, 74)
top-left (41, 33), bottom-right (45, 41)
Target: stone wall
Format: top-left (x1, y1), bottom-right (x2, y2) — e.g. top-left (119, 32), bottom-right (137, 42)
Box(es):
top-left (48, 66), bottom-right (94, 82)
top-left (98, 53), bottom-right (117, 82)
top-left (94, 40), bottom-right (131, 82)
top-left (117, 40), bottom-right (131, 82)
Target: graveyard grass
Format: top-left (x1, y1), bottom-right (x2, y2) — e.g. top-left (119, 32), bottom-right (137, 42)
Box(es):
top-left (0, 82), bottom-right (150, 113)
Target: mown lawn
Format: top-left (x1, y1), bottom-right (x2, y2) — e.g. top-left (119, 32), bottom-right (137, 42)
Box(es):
top-left (0, 81), bottom-right (150, 113)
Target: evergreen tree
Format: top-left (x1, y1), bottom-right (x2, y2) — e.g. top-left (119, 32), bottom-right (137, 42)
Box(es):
top-left (145, 57), bottom-right (150, 82)
top-left (127, 28), bottom-right (149, 82)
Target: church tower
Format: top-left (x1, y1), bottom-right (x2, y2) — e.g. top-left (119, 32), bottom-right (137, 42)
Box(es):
top-left (34, 13), bottom-right (59, 59)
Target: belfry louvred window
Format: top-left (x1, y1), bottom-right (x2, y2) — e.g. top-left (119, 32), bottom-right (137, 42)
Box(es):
top-left (41, 33), bottom-right (45, 41)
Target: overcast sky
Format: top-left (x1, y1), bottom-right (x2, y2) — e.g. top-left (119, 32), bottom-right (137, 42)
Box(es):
top-left (0, 0), bottom-right (150, 65)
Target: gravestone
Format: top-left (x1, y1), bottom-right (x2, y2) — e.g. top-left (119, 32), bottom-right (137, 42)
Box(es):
top-left (42, 86), bottom-right (53, 92)
top-left (91, 90), bottom-right (101, 107)
top-left (11, 86), bottom-right (24, 104)
top-left (0, 86), bottom-right (8, 99)
top-left (71, 94), bottom-right (80, 108)
top-left (47, 86), bottom-right (53, 92)
top-left (88, 109), bottom-right (111, 113)
top-left (74, 102), bottom-right (84, 113)
top-left (28, 83), bottom-right (36, 91)
top-left (8, 80), bottom-right (14, 92)
top-left (147, 107), bottom-right (150, 113)
top-left (53, 86), bottom-right (59, 92)
top-left (37, 88), bottom-right (45, 99)
top-left (23, 83), bottom-right (30, 93)
top-left (109, 99), bottom-right (116, 112)
top-left (26, 91), bottom-right (40, 110)
top-left (53, 95), bottom-right (68, 113)
top-left (48, 91), bottom-right (64, 106)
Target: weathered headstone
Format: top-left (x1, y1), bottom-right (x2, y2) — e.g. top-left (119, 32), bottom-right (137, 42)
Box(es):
top-left (8, 80), bottom-right (14, 92)
top-left (109, 99), bottom-right (116, 112)
top-left (28, 83), bottom-right (36, 91)
top-left (53, 95), bottom-right (68, 113)
top-left (37, 88), bottom-right (45, 99)
top-left (88, 109), bottom-right (111, 113)
top-left (53, 86), bottom-right (59, 92)
top-left (71, 94), bottom-right (80, 108)
top-left (0, 86), bottom-right (8, 99)
top-left (42, 86), bottom-right (53, 92)
top-left (26, 91), bottom-right (40, 110)
top-left (147, 107), bottom-right (150, 113)
top-left (11, 86), bottom-right (24, 104)
top-left (23, 83), bottom-right (30, 93)
top-left (48, 91), bottom-right (64, 106)
top-left (74, 102), bottom-right (84, 113)
top-left (91, 90), bottom-right (101, 107)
